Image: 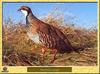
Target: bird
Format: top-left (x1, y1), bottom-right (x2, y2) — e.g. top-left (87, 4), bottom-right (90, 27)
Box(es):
top-left (18, 6), bottom-right (82, 63)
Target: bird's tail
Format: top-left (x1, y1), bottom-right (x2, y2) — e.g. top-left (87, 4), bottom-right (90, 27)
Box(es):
top-left (72, 45), bottom-right (85, 53)
top-left (64, 36), bottom-right (86, 53)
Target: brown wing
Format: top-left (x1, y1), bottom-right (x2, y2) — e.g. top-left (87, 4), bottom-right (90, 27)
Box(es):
top-left (37, 22), bottom-right (73, 53)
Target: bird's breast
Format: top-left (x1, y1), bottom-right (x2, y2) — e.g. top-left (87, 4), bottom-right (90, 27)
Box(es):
top-left (27, 31), bottom-right (40, 44)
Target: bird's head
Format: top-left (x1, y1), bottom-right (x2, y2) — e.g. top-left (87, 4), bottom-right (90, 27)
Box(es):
top-left (18, 6), bottom-right (32, 17)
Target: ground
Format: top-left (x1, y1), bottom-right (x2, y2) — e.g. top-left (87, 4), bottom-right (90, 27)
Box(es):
top-left (3, 46), bottom-right (97, 66)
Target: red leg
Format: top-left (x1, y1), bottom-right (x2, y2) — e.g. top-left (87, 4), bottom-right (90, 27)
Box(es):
top-left (50, 49), bottom-right (57, 63)
top-left (40, 48), bottom-right (46, 64)
top-left (41, 48), bottom-right (46, 56)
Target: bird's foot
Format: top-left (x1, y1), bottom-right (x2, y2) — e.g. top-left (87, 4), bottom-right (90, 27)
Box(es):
top-left (50, 49), bottom-right (57, 63)
top-left (50, 57), bottom-right (57, 63)
top-left (39, 54), bottom-right (45, 65)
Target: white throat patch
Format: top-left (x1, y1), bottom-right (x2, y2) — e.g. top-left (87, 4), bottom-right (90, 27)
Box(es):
top-left (21, 10), bottom-right (28, 17)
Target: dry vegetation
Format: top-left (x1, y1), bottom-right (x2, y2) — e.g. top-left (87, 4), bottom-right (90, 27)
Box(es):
top-left (2, 10), bottom-right (97, 66)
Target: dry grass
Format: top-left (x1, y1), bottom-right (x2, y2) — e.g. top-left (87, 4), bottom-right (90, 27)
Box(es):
top-left (2, 10), bottom-right (97, 66)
